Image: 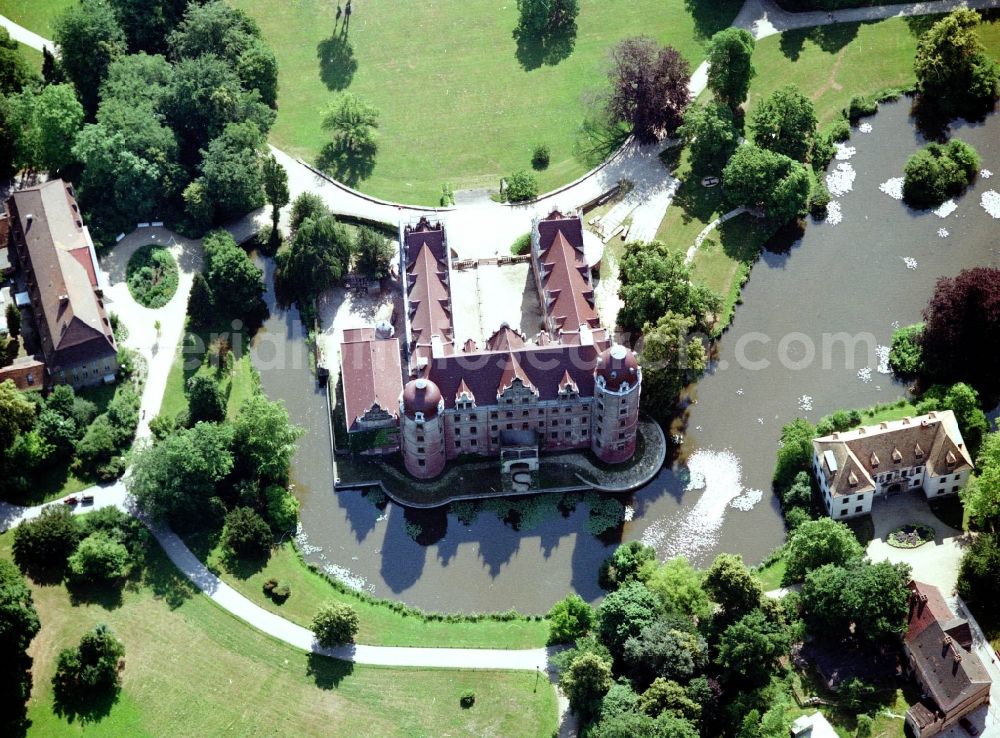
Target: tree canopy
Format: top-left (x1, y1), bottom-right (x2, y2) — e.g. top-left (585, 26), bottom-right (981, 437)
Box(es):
top-left (961, 431), bottom-right (1000, 529)
top-left (606, 37), bottom-right (690, 143)
top-left (53, 0), bottom-right (127, 116)
top-left (275, 214), bottom-right (353, 307)
top-left (706, 28), bottom-right (755, 110)
top-left (678, 102), bottom-right (739, 174)
top-left (782, 517), bottom-right (863, 584)
top-left (914, 9), bottom-right (1000, 120)
top-left (703, 553), bottom-right (762, 624)
top-left (618, 241), bottom-right (719, 334)
top-left (232, 395), bottom-right (302, 484)
top-left (203, 230), bottom-right (265, 320)
top-left (903, 139), bottom-right (980, 208)
top-left (750, 85), bottom-right (817, 163)
top-left (920, 267), bottom-right (1000, 396)
top-left (722, 144), bottom-right (811, 223)
top-left (638, 312), bottom-right (708, 422)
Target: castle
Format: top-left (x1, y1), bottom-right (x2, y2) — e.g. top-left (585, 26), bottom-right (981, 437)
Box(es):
top-left (338, 210), bottom-right (642, 480)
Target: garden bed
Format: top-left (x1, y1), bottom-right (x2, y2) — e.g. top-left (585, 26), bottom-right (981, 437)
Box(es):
top-left (126, 244), bottom-right (179, 308)
top-left (887, 523), bottom-right (935, 548)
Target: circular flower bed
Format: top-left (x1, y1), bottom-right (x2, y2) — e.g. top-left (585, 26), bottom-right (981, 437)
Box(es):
top-left (887, 524), bottom-right (935, 549)
top-left (126, 244), bottom-right (178, 308)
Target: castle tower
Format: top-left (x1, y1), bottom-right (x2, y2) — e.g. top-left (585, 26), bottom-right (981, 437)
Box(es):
top-left (399, 377), bottom-right (446, 479)
top-left (591, 345), bottom-right (642, 464)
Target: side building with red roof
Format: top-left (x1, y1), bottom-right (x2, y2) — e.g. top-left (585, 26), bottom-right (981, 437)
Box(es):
top-left (5, 180), bottom-right (117, 388)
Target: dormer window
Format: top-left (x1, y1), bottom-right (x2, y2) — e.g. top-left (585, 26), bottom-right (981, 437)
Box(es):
top-left (892, 447), bottom-right (902, 463)
top-left (946, 450), bottom-right (956, 467)
top-left (870, 452), bottom-right (880, 467)
top-left (914, 443), bottom-right (924, 458)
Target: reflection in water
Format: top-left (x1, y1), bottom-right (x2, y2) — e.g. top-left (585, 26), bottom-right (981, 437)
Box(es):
top-left (251, 100), bottom-right (1000, 614)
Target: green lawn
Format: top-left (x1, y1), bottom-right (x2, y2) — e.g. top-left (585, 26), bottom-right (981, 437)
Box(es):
top-left (160, 326), bottom-right (259, 423)
top-left (1, 532), bottom-right (558, 738)
top-left (747, 15), bottom-right (1000, 130)
top-left (186, 533), bottom-right (550, 649)
top-left (754, 555), bottom-right (788, 592)
top-left (0, 0), bottom-right (73, 39)
top-left (18, 41), bottom-right (42, 73)
top-left (230, 0), bottom-right (742, 204)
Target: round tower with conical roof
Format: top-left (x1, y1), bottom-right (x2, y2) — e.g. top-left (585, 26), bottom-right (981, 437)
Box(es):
top-left (591, 345), bottom-right (642, 463)
top-left (399, 377), bottom-right (446, 478)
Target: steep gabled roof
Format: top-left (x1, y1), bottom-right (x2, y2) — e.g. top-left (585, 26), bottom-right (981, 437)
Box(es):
top-left (7, 180), bottom-right (116, 371)
top-left (406, 241), bottom-right (453, 359)
top-left (338, 327), bottom-right (404, 432)
top-left (537, 224), bottom-right (599, 336)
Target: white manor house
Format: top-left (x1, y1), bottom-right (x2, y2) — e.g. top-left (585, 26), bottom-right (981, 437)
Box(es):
top-left (811, 410), bottom-right (973, 519)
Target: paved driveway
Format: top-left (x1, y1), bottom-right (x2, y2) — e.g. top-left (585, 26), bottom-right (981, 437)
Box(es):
top-left (865, 491), bottom-right (969, 595)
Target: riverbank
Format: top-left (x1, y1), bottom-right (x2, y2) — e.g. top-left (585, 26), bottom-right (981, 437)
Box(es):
top-left (333, 420), bottom-right (667, 508)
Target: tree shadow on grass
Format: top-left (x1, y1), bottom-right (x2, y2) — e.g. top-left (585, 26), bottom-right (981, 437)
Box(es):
top-left (778, 22), bottom-right (862, 61)
top-left (317, 35), bottom-right (357, 91)
top-left (573, 100), bottom-right (630, 169)
top-left (306, 652), bottom-right (354, 689)
top-left (67, 579), bottom-right (125, 610)
top-left (684, 0), bottom-right (745, 42)
top-left (52, 684), bottom-right (119, 726)
top-left (219, 548), bottom-right (270, 580)
top-left (513, 23), bottom-right (577, 71)
top-left (142, 546), bottom-right (197, 610)
top-left (0, 653), bottom-right (33, 738)
top-left (316, 140), bottom-right (377, 188)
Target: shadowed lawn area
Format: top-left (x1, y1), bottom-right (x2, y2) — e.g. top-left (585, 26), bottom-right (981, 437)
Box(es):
top-left (184, 532), bottom-right (550, 649)
top-left (0, 532), bottom-right (558, 737)
top-left (230, 0), bottom-right (742, 204)
top-left (160, 325), bottom-right (259, 423)
top-left (754, 554), bottom-right (788, 592)
top-left (0, 0), bottom-right (74, 38)
top-left (18, 41), bottom-right (42, 72)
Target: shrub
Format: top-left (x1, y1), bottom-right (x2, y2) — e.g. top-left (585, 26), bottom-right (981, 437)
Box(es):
top-left (311, 602), bottom-right (360, 646)
top-left (440, 183), bottom-right (455, 206)
top-left (264, 484), bottom-right (299, 533)
top-left (67, 532), bottom-right (131, 584)
top-left (828, 118), bottom-right (851, 143)
top-left (263, 577), bottom-right (278, 594)
top-left (811, 133), bottom-right (836, 172)
top-left (510, 232), bottom-right (531, 256)
top-left (846, 95), bottom-right (877, 121)
top-left (271, 583), bottom-right (291, 602)
top-left (505, 170), bottom-right (538, 202)
top-left (531, 144), bottom-right (550, 170)
top-left (222, 507), bottom-right (273, 559)
top-left (126, 245), bottom-right (179, 308)
top-left (808, 179), bottom-right (831, 218)
top-left (888, 323), bottom-right (925, 377)
top-left (52, 624), bottom-right (125, 702)
top-left (903, 139), bottom-right (980, 208)
top-left (460, 689), bottom-right (475, 708)
top-left (856, 714), bottom-right (874, 738)
top-left (547, 594), bottom-right (596, 645)
top-left (12, 505), bottom-right (82, 575)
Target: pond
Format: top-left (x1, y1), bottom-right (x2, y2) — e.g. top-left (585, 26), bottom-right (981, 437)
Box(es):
top-left (252, 99), bottom-right (1000, 614)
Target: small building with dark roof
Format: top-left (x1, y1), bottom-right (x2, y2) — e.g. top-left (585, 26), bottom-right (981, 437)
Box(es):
top-left (5, 180), bottom-right (117, 388)
top-left (903, 581), bottom-right (991, 737)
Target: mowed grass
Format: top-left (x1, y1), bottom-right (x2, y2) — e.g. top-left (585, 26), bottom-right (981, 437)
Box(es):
top-left (0, 532), bottom-right (558, 738)
top-left (747, 15), bottom-right (1000, 129)
top-left (0, 0), bottom-right (73, 38)
top-left (18, 41), bottom-right (42, 72)
top-left (187, 535), bottom-right (550, 649)
top-left (232, 0), bottom-right (742, 203)
top-left (160, 326), bottom-right (259, 423)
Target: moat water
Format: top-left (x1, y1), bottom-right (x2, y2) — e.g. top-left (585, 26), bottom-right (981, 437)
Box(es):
top-left (252, 100), bottom-right (1000, 614)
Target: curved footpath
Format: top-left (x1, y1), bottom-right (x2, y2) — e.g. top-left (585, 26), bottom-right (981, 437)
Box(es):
top-left (3, 0), bottom-right (997, 261)
top-left (0, 0), bottom-right (995, 694)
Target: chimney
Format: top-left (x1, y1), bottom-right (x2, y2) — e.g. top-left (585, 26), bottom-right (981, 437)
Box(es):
top-left (25, 213), bottom-right (33, 228)
top-left (58, 294), bottom-right (69, 304)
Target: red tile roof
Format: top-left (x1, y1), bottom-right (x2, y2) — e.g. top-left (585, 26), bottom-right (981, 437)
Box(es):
top-left (403, 219), bottom-right (452, 364)
top-left (7, 180), bottom-right (116, 373)
top-left (536, 214), bottom-right (600, 339)
top-left (426, 343), bottom-right (600, 410)
top-left (339, 327), bottom-right (404, 431)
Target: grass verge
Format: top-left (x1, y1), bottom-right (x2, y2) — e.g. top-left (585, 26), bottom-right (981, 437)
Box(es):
top-left (184, 531), bottom-right (551, 649)
top-left (0, 531), bottom-right (558, 737)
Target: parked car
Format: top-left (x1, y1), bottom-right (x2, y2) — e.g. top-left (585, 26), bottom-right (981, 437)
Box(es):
top-left (62, 496), bottom-right (79, 506)
top-left (960, 717), bottom-right (980, 736)
top-left (81, 495), bottom-right (94, 505)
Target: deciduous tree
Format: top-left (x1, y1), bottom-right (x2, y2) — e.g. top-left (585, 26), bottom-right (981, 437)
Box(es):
top-left (703, 553), bottom-right (761, 623)
top-left (783, 517), bottom-right (863, 583)
top-left (722, 144), bottom-right (810, 223)
top-left (560, 651), bottom-right (613, 720)
top-left (606, 37), bottom-right (690, 142)
top-left (638, 311), bottom-right (708, 421)
top-left (750, 85), bottom-right (817, 162)
top-left (53, 0), bottom-right (127, 115)
top-left (547, 594), bottom-right (595, 645)
top-left (311, 602), bottom-right (359, 646)
top-left (706, 28), bottom-right (755, 110)
top-left (677, 102), bottom-right (739, 174)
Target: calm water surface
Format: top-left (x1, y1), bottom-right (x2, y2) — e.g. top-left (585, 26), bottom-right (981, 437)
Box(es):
top-left (253, 101), bottom-right (1000, 614)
